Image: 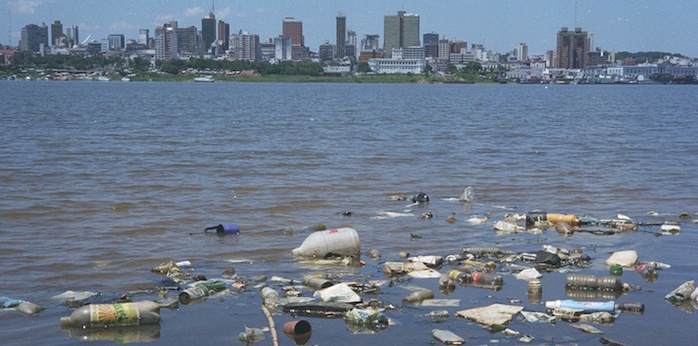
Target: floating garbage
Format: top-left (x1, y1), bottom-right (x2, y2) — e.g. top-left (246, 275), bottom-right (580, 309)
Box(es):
top-left (411, 192), bottom-right (430, 204)
top-left (402, 289), bottom-right (434, 305)
top-left (238, 326), bottom-right (264, 344)
top-left (432, 329), bottom-right (464, 345)
top-left (455, 303), bottom-right (523, 330)
top-left (660, 222), bottom-right (681, 234)
top-left (51, 290), bottom-right (99, 302)
top-left (344, 307), bottom-right (389, 332)
top-left (665, 280), bottom-right (695, 304)
top-left (60, 301), bottom-right (161, 328)
top-left (314, 282), bottom-right (362, 303)
top-left (0, 296), bottom-right (44, 315)
top-left (204, 223), bottom-right (240, 234)
top-left (569, 322), bottom-right (604, 334)
top-left (282, 320), bottom-right (312, 345)
top-left (605, 250), bottom-right (639, 268)
top-left (292, 227), bottom-right (360, 259)
top-left (565, 274), bottom-right (628, 292)
top-left (178, 280), bottom-right (227, 304)
top-left (282, 301), bottom-right (355, 318)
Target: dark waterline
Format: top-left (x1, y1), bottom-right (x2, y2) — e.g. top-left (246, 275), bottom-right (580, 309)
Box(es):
top-left (1, 81), bottom-right (697, 345)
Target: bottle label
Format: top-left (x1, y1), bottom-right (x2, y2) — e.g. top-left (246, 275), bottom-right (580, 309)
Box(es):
top-left (90, 303), bottom-right (141, 327)
top-left (471, 271), bottom-right (482, 283)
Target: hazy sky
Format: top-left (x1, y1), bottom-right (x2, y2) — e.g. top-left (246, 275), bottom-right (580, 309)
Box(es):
top-left (3, 0), bottom-right (697, 57)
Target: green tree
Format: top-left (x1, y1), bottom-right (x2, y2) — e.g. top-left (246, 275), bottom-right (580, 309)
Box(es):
top-left (357, 62), bottom-right (372, 73)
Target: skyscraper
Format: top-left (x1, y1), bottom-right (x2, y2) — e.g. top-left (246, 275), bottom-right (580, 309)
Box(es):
top-left (555, 27), bottom-right (589, 69)
top-left (336, 12), bottom-right (346, 59)
top-left (218, 20), bottom-right (230, 52)
top-left (423, 32), bottom-right (439, 58)
top-left (282, 17), bottom-right (307, 60)
top-left (20, 23), bottom-right (48, 52)
top-left (282, 17), bottom-right (304, 47)
top-left (66, 26), bottom-right (79, 47)
top-left (51, 20), bottom-right (63, 46)
top-left (517, 42), bottom-right (528, 62)
top-left (201, 12), bottom-right (216, 52)
top-left (383, 11), bottom-right (420, 58)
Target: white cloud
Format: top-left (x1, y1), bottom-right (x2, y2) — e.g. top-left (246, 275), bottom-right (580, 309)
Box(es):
top-left (7, 0), bottom-right (43, 14)
top-left (110, 20), bottom-right (135, 33)
top-left (217, 7), bottom-right (232, 20)
top-left (155, 14), bottom-right (175, 23)
top-left (183, 7), bottom-right (204, 18)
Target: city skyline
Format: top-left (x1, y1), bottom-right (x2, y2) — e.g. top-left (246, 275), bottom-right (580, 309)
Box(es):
top-left (3, 0), bottom-right (697, 58)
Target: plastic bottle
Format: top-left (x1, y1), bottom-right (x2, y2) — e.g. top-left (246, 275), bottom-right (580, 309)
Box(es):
top-left (545, 299), bottom-right (643, 314)
top-left (291, 227), bottom-right (360, 258)
top-left (402, 289), bottom-right (434, 305)
top-left (447, 269), bottom-right (503, 286)
top-left (545, 213), bottom-right (580, 225)
top-left (528, 280), bottom-right (542, 304)
top-left (302, 275), bottom-right (334, 290)
top-left (565, 274), bottom-right (627, 291)
top-left (179, 280), bottom-right (227, 304)
top-left (461, 246), bottom-right (512, 257)
top-left (60, 301), bottom-right (161, 329)
top-left (204, 223), bottom-right (240, 234)
top-left (635, 264), bottom-right (658, 282)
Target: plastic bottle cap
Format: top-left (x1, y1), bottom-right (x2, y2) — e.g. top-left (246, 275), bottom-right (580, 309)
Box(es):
top-left (610, 265), bottom-right (623, 276)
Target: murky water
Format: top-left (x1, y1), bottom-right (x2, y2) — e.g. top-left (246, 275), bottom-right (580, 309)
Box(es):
top-left (1, 81), bottom-right (697, 345)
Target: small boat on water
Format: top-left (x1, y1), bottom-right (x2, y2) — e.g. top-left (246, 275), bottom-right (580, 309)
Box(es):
top-left (96, 76), bottom-right (110, 81)
top-left (121, 77), bottom-right (131, 82)
top-left (193, 75), bottom-right (215, 82)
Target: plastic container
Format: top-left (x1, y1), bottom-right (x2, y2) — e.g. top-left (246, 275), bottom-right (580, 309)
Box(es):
top-left (283, 320), bottom-right (312, 345)
top-left (546, 213), bottom-right (580, 225)
top-left (461, 246), bottom-right (512, 257)
top-left (448, 269), bottom-right (503, 286)
top-left (204, 223), bottom-right (240, 234)
top-left (60, 301), bottom-right (161, 328)
top-left (565, 273), bottom-right (626, 291)
top-left (292, 227), bottom-right (360, 258)
top-left (402, 289), bottom-right (434, 305)
top-left (302, 275), bottom-right (334, 290)
top-left (545, 299), bottom-right (615, 313)
top-left (527, 280), bottom-right (542, 304)
top-left (635, 264), bottom-right (658, 282)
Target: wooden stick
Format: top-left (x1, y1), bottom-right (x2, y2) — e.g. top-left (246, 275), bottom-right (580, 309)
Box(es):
top-left (261, 305), bottom-right (279, 346)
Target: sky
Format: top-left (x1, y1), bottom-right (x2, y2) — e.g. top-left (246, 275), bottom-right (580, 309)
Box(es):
top-left (2, 0), bottom-right (697, 58)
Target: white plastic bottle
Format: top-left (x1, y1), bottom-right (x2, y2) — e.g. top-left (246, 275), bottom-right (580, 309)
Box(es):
top-left (545, 299), bottom-right (614, 312)
top-left (291, 227), bottom-right (360, 258)
top-left (60, 301), bottom-right (161, 328)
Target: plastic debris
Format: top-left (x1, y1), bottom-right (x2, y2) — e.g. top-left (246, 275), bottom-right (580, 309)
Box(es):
top-left (314, 282), bottom-right (361, 303)
top-left (515, 268), bottom-right (542, 280)
top-left (455, 303), bottom-right (523, 329)
top-left (238, 326), bottom-right (264, 344)
top-left (569, 322), bottom-right (604, 334)
top-left (665, 280), bottom-right (695, 304)
top-left (605, 250), bottom-right (639, 267)
top-left (432, 329), bottom-right (465, 345)
top-left (51, 290), bottom-right (99, 302)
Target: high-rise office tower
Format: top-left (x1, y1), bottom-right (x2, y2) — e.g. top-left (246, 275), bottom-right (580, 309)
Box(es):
top-left (336, 12), bottom-right (346, 59)
top-left (383, 11), bottom-right (420, 58)
top-left (66, 26), bottom-right (79, 47)
top-left (283, 17), bottom-right (307, 60)
top-left (201, 12), bottom-right (216, 52)
top-left (423, 32), bottom-right (439, 58)
top-left (517, 42), bottom-right (528, 62)
top-left (282, 17), bottom-right (304, 47)
top-left (218, 20), bottom-right (230, 52)
top-left (51, 20), bottom-right (63, 46)
top-left (20, 23), bottom-right (48, 52)
top-left (138, 29), bottom-right (149, 45)
top-left (555, 27), bottom-right (589, 69)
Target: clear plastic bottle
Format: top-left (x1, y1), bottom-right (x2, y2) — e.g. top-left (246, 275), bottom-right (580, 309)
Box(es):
top-left (448, 269), bottom-right (503, 286)
top-left (565, 274), bottom-right (626, 291)
top-left (402, 289), bottom-right (434, 305)
top-left (635, 264), bottom-right (658, 282)
top-left (60, 301), bottom-right (161, 329)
